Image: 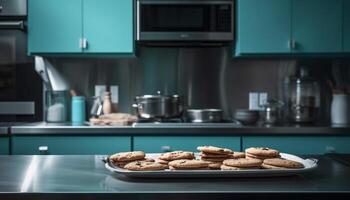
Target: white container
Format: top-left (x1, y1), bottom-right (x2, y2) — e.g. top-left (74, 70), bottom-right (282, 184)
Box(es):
top-left (331, 94), bottom-right (350, 125)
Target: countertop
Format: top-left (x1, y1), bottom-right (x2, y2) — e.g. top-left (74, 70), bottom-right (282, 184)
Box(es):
top-left (0, 155), bottom-right (349, 199)
top-left (9, 122), bottom-right (350, 135)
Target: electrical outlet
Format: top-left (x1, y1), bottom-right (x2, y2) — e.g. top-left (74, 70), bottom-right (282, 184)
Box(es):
top-left (95, 85), bottom-right (106, 99)
top-left (110, 85), bottom-right (119, 103)
top-left (259, 92), bottom-right (268, 109)
top-left (249, 92), bottom-right (259, 110)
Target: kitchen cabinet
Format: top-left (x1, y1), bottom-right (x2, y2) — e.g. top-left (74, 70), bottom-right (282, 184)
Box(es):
top-left (0, 137), bottom-right (9, 155)
top-left (12, 136), bottom-right (131, 155)
top-left (28, 0), bottom-right (83, 53)
top-left (236, 0), bottom-right (343, 55)
top-left (344, 0), bottom-right (350, 52)
top-left (292, 0), bottom-right (342, 53)
top-left (28, 0), bottom-right (134, 55)
top-left (236, 0), bottom-right (291, 54)
top-left (133, 136), bottom-right (241, 153)
top-left (242, 136), bottom-right (350, 155)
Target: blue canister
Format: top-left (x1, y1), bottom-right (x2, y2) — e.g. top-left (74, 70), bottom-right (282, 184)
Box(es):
top-left (71, 96), bottom-right (86, 125)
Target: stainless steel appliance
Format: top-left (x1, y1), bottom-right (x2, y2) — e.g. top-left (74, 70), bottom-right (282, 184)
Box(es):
top-left (132, 92), bottom-right (184, 119)
top-left (136, 0), bottom-right (234, 43)
top-left (0, 0), bottom-right (42, 122)
top-left (186, 109), bottom-right (223, 123)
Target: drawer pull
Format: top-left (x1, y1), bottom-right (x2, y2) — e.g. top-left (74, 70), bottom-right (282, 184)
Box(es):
top-left (161, 146), bottom-right (172, 152)
top-left (38, 146), bottom-right (49, 154)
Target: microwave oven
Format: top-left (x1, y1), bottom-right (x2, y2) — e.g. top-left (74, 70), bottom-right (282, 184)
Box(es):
top-left (136, 0), bottom-right (234, 42)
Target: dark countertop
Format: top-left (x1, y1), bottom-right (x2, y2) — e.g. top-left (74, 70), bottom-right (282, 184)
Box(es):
top-left (0, 155), bottom-right (350, 199)
top-left (9, 122), bottom-right (350, 135)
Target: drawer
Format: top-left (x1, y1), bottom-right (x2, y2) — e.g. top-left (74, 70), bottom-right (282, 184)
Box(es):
top-left (12, 136), bottom-right (131, 155)
top-left (0, 137), bottom-right (9, 155)
top-left (242, 136), bottom-right (350, 155)
top-left (133, 136), bottom-right (241, 153)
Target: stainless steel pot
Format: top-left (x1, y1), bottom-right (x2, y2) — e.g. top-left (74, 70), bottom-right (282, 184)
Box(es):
top-left (186, 109), bottom-right (223, 123)
top-left (133, 92), bottom-right (184, 119)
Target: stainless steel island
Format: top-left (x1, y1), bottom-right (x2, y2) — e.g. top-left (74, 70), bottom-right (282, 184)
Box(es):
top-left (0, 155), bottom-right (350, 199)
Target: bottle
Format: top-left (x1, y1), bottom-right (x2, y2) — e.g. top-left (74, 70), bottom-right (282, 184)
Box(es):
top-left (103, 92), bottom-right (113, 114)
top-left (71, 96), bottom-right (86, 125)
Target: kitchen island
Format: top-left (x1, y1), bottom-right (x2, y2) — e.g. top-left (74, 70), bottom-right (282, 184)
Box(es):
top-left (0, 155), bottom-right (350, 199)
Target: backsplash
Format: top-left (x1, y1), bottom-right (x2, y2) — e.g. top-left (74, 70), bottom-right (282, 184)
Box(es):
top-left (45, 48), bottom-right (350, 122)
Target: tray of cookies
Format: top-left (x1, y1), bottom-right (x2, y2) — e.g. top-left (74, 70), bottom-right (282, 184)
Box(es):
top-left (103, 146), bottom-right (318, 178)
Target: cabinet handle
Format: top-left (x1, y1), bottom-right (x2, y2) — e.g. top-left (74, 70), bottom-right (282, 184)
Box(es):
top-left (38, 146), bottom-right (49, 155)
top-left (288, 39), bottom-right (296, 49)
top-left (82, 38), bottom-right (88, 49)
top-left (161, 146), bottom-right (172, 152)
top-left (79, 38), bottom-right (84, 49)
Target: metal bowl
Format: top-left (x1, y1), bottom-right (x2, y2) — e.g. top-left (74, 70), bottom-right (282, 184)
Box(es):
top-left (186, 109), bottom-right (223, 123)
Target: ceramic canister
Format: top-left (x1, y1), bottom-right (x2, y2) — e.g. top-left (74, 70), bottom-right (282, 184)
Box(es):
top-left (331, 94), bottom-right (350, 125)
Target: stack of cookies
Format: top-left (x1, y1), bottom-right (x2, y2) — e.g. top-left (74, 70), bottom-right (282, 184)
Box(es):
top-left (110, 151), bottom-right (168, 171)
top-left (110, 151), bottom-right (147, 168)
top-left (197, 146), bottom-right (234, 169)
top-left (245, 147), bottom-right (280, 161)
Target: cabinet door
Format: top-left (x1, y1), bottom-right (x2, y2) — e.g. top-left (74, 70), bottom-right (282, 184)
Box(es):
top-left (344, 0), bottom-right (350, 52)
top-left (12, 136), bottom-right (131, 155)
top-left (292, 0), bottom-right (342, 53)
top-left (133, 136), bottom-right (241, 153)
top-left (83, 0), bottom-right (133, 53)
top-left (242, 136), bottom-right (350, 155)
top-left (28, 0), bottom-right (83, 53)
top-left (0, 137), bottom-right (9, 155)
top-left (236, 0), bottom-right (291, 55)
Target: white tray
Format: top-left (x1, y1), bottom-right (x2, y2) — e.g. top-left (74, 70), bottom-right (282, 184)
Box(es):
top-left (104, 153), bottom-right (318, 178)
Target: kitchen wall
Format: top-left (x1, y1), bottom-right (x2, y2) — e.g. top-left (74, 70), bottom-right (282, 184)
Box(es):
top-left (46, 47), bottom-right (350, 123)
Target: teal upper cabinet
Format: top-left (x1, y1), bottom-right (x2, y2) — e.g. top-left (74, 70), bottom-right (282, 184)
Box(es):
top-left (28, 0), bottom-right (83, 53)
top-left (28, 0), bottom-right (134, 55)
top-left (344, 0), bottom-right (350, 52)
top-left (236, 0), bottom-right (344, 55)
top-left (236, 0), bottom-right (291, 54)
top-left (83, 0), bottom-right (133, 53)
top-left (292, 0), bottom-right (343, 53)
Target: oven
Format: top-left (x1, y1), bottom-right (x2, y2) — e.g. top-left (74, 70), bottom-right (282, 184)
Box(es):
top-left (0, 0), bottom-right (42, 122)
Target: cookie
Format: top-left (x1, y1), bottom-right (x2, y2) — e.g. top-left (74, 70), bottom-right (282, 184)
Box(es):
top-left (223, 158), bottom-right (262, 168)
top-left (261, 163), bottom-right (286, 169)
top-left (124, 161), bottom-right (168, 171)
top-left (245, 147), bottom-right (280, 158)
top-left (168, 159), bottom-right (209, 169)
top-left (208, 162), bottom-right (223, 169)
top-left (263, 158), bottom-right (304, 169)
top-left (231, 152), bottom-right (246, 159)
top-left (246, 153), bottom-right (281, 160)
top-left (200, 153), bottom-right (231, 159)
top-left (201, 157), bottom-right (227, 162)
top-left (155, 158), bottom-right (169, 164)
top-left (159, 151), bottom-right (195, 161)
top-left (220, 165), bottom-right (260, 170)
top-left (197, 146), bottom-right (233, 155)
top-left (110, 151), bottom-right (145, 162)
top-left (113, 157), bottom-right (154, 168)
top-left (168, 166), bottom-right (209, 170)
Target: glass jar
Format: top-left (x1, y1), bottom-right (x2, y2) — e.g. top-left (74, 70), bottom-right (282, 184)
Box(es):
top-left (45, 90), bottom-right (68, 123)
top-left (284, 67), bottom-right (320, 123)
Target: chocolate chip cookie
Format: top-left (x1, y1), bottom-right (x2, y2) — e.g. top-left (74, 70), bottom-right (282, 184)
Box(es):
top-left (197, 146), bottom-right (233, 155)
top-left (168, 159), bottom-right (210, 169)
top-left (124, 161), bottom-right (168, 171)
top-left (223, 158), bottom-right (262, 168)
top-left (263, 158), bottom-right (304, 169)
top-left (159, 151), bottom-right (195, 161)
top-left (110, 151), bottom-right (145, 162)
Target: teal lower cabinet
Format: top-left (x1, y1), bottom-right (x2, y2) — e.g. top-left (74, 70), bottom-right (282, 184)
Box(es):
top-left (242, 136), bottom-right (350, 155)
top-left (0, 137), bottom-right (9, 155)
top-left (133, 136), bottom-right (241, 153)
top-left (12, 136), bottom-right (131, 155)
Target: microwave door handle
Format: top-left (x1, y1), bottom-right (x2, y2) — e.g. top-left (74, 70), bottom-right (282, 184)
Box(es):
top-left (0, 21), bottom-right (25, 30)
